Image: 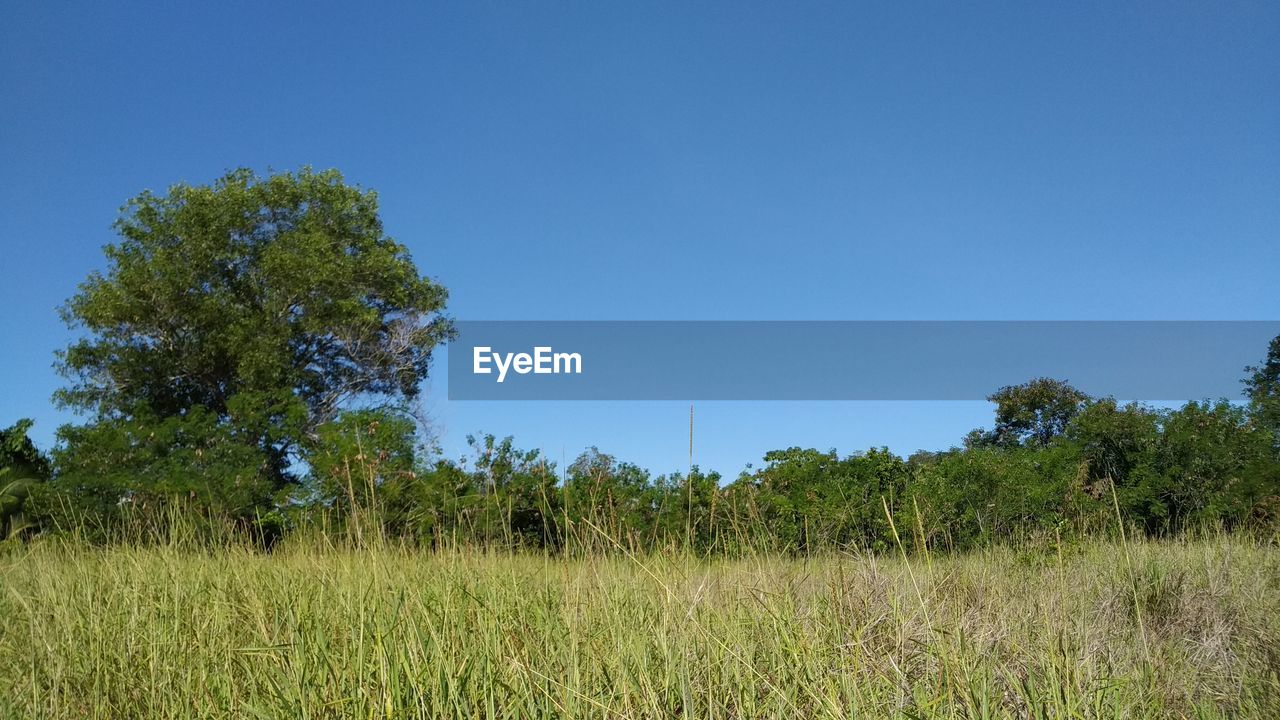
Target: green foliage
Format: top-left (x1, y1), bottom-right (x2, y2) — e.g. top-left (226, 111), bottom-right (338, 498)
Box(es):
top-left (910, 443), bottom-right (1080, 549)
top-left (982, 377), bottom-right (1089, 447)
top-left (307, 408), bottom-right (419, 510)
top-left (1067, 397), bottom-right (1276, 534)
top-left (564, 447), bottom-right (653, 543)
top-left (721, 447), bottom-right (908, 552)
top-left (463, 433), bottom-right (559, 547)
top-left (53, 168), bottom-right (452, 520)
top-left (1067, 398), bottom-right (1160, 494)
top-left (0, 419), bottom-right (50, 539)
top-left (51, 408), bottom-right (275, 519)
top-left (1145, 400), bottom-right (1274, 531)
top-left (1245, 335), bottom-right (1280, 448)
top-left (1, 418), bottom-right (49, 478)
top-left (0, 469), bottom-right (37, 540)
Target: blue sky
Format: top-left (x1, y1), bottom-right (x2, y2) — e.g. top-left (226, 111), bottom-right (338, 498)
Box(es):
top-left (2, 2), bottom-right (1277, 477)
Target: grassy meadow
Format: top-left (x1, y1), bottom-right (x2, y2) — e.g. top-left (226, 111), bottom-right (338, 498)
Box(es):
top-left (3, 530), bottom-right (1279, 719)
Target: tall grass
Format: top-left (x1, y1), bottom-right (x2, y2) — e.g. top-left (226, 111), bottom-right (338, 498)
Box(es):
top-left (3, 524), bottom-right (1279, 719)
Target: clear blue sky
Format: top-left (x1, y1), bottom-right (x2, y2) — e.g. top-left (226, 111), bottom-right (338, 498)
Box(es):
top-left (2, 2), bottom-right (1277, 478)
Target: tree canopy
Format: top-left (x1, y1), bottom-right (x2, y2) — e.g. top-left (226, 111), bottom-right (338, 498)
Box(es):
top-left (984, 377), bottom-right (1089, 447)
top-left (53, 168), bottom-right (452, 511)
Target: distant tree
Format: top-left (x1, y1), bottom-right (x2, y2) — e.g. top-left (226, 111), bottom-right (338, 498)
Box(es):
top-left (906, 449), bottom-right (944, 467)
top-left (1146, 401), bottom-right (1274, 532)
top-left (1, 419), bottom-right (49, 479)
top-left (651, 466), bottom-right (721, 551)
top-left (730, 447), bottom-right (907, 552)
top-left (54, 168), bottom-right (452, 517)
top-left (1066, 398), bottom-right (1160, 500)
top-left (910, 443), bottom-right (1078, 549)
top-left (467, 434), bottom-right (558, 546)
top-left (962, 427), bottom-right (997, 449)
top-left (308, 408), bottom-right (420, 513)
top-left (1244, 334), bottom-right (1280, 446)
top-left (0, 419), bottom-right (49, 538)
top-left (566, 447), bottom-right (654, 543)
top-left (744, 447), bottom-right (839, 550)
top-left (988, 378), bottom-right (1090, 447)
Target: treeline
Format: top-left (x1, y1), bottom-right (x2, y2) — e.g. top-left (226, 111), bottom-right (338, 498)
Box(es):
top-left (3, 169), bottom-right (1279, 553)
top-left (6, 367), bottom-right (1280, 554)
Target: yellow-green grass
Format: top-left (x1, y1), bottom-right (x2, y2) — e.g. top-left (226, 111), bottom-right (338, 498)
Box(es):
top-left (3, 534), bottom-right (1278, 719)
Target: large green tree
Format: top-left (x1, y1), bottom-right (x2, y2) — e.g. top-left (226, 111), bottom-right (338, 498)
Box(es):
top-left (54, 168), bottom-right (452, 513)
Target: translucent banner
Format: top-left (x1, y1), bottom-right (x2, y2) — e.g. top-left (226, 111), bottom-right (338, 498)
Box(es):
top-left (446, 321), bottom-right (1280, 401)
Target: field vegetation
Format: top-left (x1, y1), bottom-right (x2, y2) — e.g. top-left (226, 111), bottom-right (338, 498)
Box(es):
top-left (3, 520), bottom-right (1279, 719)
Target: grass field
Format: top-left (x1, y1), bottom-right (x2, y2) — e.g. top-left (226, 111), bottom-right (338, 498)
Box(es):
top-left (3, 532), bottom-right (1279, 719)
